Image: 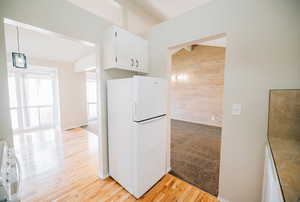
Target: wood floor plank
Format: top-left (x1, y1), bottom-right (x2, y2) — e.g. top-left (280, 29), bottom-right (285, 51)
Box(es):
top-left (14, 128), bottom-right (218, 202)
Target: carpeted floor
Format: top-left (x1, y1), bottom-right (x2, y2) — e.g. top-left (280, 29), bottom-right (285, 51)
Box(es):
top-left (170, 119), bottom-right (221, 196)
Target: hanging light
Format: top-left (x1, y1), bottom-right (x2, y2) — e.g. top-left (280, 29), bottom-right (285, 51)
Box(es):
top-left (12, 26), bottom-right (27, 69)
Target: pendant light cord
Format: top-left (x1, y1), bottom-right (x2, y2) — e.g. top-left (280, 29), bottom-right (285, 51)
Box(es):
top-left (16, 26), bottom-right (20, 53)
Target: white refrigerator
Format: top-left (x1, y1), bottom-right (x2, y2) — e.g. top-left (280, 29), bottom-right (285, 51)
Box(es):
top-left (107, 76), bottom-right (167, 198)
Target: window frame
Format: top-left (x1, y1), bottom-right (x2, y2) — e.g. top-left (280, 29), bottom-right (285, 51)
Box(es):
top-left (86, 72), bottom-right (98, 121)
top-left (8, 65), bottom-right (60, 132)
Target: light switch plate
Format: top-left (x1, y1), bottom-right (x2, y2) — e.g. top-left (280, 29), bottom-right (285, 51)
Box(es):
top-left (232, 104), bottom-right (242, 115)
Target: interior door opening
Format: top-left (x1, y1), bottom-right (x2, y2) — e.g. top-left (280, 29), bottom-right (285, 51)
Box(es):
top-left (83, 71), bottom-right (98, 134)
top-left (168, 34), bottom-right (226, 196)
top-left (2, 19), bottom-right (100, 201)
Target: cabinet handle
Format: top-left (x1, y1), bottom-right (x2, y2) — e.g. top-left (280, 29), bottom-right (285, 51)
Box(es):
top-left (136, 59), bottom-right (139, 68)
top-left (131, 58), bottom-right (134, 67)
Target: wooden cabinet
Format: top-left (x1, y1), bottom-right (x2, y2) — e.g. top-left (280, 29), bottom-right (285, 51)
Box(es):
top-left (103, 26), bottom-right (148, 73)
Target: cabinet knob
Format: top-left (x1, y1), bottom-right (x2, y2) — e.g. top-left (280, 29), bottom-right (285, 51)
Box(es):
top-left (136, 59), bottom-right (139, 68)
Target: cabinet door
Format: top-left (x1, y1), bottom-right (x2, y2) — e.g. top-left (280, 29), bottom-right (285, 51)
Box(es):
top-left (135, 38), bottom-right (148, 73)
top-left (131, 38), bottom-right (140, 72)
top-left (115, 27), bottom-right (136, 70)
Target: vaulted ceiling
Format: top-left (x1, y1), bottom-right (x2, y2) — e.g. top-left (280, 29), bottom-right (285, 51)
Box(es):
top-left (67, 0), bottom-right (123, 25)
top-left (5, 23), bottom-right (94, 63)
top-left (130, 0), bottom-right (214, 21)
top-left (67, 0), bottom-right (214, 24)
top-left (4, 0), bottom-right (216, 63)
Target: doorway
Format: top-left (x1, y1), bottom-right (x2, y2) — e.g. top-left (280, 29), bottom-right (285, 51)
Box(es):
top-left (84, 71), bottom-right (98, 134)
top-left (4, 19), bottom-right (99, 200)
top-left (169, 35), bottom-right (226, 196)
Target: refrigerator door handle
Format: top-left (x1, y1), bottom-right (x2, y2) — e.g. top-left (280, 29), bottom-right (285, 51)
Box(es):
top-left (135, 115), bottom-right (165, 124)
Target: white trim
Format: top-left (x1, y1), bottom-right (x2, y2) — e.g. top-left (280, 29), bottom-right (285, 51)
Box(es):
top-left (171, 117), bottom-right (222, 128)
top-left (166, 167), bottom-right (171, 173)
top-left (98, 172), bottom-right (109, 179)
top-left (184, 45), bottom-right (193, 52)
top-left (262, 144), bottom-right (284, 202)
top-left (63, 123), bottom-right (88, 131)
top-left (217, 196), bottom-right (230, 202)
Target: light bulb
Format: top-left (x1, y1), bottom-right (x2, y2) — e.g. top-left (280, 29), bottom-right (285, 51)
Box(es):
top-left (171, 75), bottom-right (177, 82)
top-left (17, 56), bottom-right (23, 63)
top-left (177, 74), bottom-right (189, 82)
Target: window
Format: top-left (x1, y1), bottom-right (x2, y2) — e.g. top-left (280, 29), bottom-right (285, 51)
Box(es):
top-left (86, 72), bottom-right (97, 121)
top-left (8, 67), bottom-right (59, 132)
top-left (8, 75), bottom-right (19, 130)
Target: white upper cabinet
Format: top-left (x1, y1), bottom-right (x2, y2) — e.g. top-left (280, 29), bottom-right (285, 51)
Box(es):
top-left (103, 26), bottom-right (149, 73)
top-left (136, 38), bottom-right (148, 73)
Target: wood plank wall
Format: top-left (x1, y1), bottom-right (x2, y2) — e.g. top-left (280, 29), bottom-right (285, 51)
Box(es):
top-left (171, 45), bottom-right (225, 127)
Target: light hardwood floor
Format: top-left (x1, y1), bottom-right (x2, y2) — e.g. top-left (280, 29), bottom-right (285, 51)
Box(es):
top-left (13, 128), bottom-right (218, 202)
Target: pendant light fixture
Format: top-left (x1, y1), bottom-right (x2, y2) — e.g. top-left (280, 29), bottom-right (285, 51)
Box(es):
top-left (12, 26), bottom-right (27, 69)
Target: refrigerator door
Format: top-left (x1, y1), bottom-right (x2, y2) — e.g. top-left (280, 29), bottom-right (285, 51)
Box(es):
top-left (133, 115), bottom-right (167, 198)
top-left (133, 76), bottom-right (167, 122)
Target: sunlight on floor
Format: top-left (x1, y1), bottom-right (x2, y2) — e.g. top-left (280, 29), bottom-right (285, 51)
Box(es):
top-left (13, 128), bottom-right (98, 180)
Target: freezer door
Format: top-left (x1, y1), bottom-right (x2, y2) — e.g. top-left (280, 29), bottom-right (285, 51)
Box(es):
top-left (133, 76), bottom-right (167, 122)
top-left (133, 116), bottom-right (167, 198)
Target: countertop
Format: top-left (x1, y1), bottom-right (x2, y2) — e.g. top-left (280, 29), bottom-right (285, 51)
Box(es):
top-left (268, 89), bottom-right (300, 202)
top-left (269, 135), bottom-right (300, 202)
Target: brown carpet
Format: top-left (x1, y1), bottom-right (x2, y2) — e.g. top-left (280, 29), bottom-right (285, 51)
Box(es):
top-left (170, 119), bottom-right (221, 196)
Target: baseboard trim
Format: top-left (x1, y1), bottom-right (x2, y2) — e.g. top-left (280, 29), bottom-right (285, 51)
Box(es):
top-left (218, 196), bottom-right (230, 202)
top-left (99, 173), bottom-right (109, 179)
top-left (171, 118), bottom-right (222, 128)
top-left (63, 123), bottom-right (88, 131)
top-left (167, 167), bottom-right (171, 173)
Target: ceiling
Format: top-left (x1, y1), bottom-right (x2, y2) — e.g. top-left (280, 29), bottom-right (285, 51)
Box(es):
top-left (4, 23), bottom-right (94, 63)
top-left (67, 0), bottom-right (122, 25)
top-left (67, 0), bottom-right (213, 24)
top-left (128, 0), bottom-right (214, 20)
top-left (170, 37), bottom-right (226, 55)
top-left (199, 37), bottom-right (226, 47)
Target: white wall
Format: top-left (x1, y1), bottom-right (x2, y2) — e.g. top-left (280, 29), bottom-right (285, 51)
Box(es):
top-left (121, 1), bottom-right (161, 36)
top-left (66, 0), bottom-right (122, 26)
top-left (147, 0), bottom-right (300, 202)
top-left (29, 58), bottom-right (88, 130)
top-left (74, 53), bottom-right (96, 72)
top-left (58, 63), bottom-right (88, 130)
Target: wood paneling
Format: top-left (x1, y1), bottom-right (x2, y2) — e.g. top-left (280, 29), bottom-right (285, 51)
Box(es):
top-left (14, 128), bottom-right (218, 202)
top-left (171, 45), bottom-right (225, 127)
